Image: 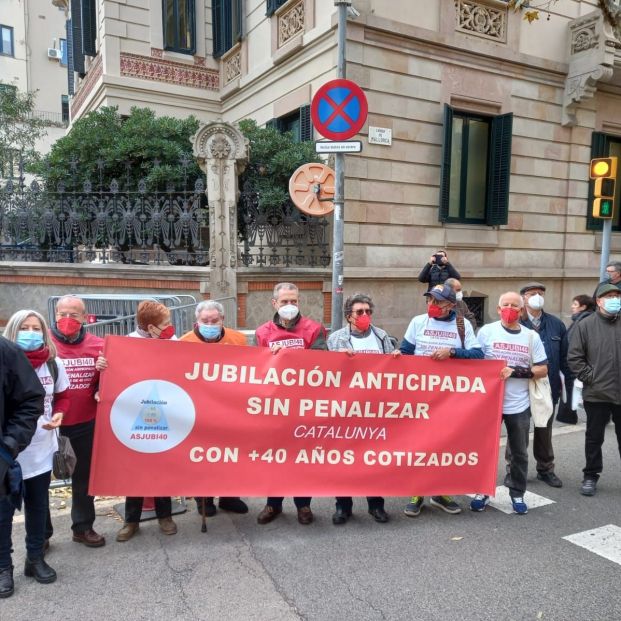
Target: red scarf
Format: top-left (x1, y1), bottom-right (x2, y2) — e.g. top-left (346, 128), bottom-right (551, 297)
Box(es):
top-left (24, 346), bottom-right (50, 369)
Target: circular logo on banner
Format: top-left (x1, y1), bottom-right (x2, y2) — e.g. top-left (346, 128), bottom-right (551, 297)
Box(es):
top-left (311, 79), bottom-right (368, 141)
top-left (110, 380), bottom-right (195, 453)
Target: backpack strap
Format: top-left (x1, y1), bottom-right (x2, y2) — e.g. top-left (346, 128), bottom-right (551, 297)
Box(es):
top-left (47, 358), bottom-right (59, 386)
top-left (455, 314), bottom-right (465, 349)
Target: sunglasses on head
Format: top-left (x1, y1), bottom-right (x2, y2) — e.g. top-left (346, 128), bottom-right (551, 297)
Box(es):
top-left (352, 308), bottom-right (373, 316)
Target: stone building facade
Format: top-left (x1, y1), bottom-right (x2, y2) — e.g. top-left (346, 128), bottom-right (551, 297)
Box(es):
top-left (35, 0), bottom-right (621, 333)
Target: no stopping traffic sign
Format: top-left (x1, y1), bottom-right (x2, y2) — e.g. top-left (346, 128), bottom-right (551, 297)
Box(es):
top-left (311, 79), bottom-right (368, 141)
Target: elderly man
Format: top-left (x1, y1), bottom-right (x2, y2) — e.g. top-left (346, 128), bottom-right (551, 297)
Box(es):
top-left (516, 282), bottom-right (569, 488)
top-left (444, 277), bottom-right (477, 329)
top-left (568, 283), bottom-right (621, 497)
top-left (471, 292), bottom-right (548, 515)
top-left (400, 284), bottom-right (484, 518)
top-left (50, 295), bottom-right (106, 547)
top-left (254, 282), bottom-right (327, 525)
top-left (180, 300), bottom-right (249, 517)
top-left (593, 261), bottom-right (621, 298)
top-left (0, 337), bottom-right (44, 598)
top-left (327, 292), bottom-right (400, 525)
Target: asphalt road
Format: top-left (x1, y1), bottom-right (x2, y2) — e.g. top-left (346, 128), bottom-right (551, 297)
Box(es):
top-left (3, 418), bottom-right (621, 621)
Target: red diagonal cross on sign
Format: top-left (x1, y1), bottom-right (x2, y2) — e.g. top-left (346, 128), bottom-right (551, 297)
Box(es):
top-left (322, 91), bottom-right (356, 130)
top-left (311, 79), bottom-right (368, 141)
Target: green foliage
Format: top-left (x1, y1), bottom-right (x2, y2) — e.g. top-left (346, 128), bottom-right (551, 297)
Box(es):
top-left (32, 106), bottom-right (201, 190)
top-left (238, 118), bottom-right (316, 211)
top-left (0, 84), bottom-right (48, 175)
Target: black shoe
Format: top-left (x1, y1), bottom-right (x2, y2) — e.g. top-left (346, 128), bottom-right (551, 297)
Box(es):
top-left (332, 507), bottom-right (352, 525)
top-left (24, 557), bottom-right (57, 584)
top-left (537, 471), bottom-right (563, 488)
top-left (0, 566), bottom-right (14, 598)
top-left (196, 497), bottom-right (217, 517)
top-left (218, 497), bottom-right (249, 514)
top-left (581, 478), bottom-right (597, 496)
top-left (368, 507), bottom-right (389, 523)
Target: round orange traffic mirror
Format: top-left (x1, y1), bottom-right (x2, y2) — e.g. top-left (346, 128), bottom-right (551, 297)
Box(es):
top-left (288, 163), bottom-right (336, 216)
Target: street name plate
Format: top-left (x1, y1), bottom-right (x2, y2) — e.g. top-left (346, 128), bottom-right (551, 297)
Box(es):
top-left (315, 141), bottom-right (362, 153)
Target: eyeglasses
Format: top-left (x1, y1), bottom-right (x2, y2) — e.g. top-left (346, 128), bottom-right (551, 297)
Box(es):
top-left (56, 312), bottom-right (82, 319)
top-left (351, 308), bottom-right (373, 316)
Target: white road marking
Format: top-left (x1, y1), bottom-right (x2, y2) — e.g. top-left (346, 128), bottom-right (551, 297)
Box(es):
top-left (563, 525), bottom-right (621, 566)
top-left (467, 486), bottom-right (556, 514)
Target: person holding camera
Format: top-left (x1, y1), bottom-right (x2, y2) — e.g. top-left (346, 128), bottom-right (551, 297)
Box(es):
top-left (418, 250), bottom-right (461, 291)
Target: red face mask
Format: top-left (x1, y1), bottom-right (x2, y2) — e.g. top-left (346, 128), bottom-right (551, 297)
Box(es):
top-left (353, 314), bottom-right (371, 332)
top-left (427, 303), bottom-right (444, 319)
top-left (157, 325), bottom-right (175, 340)
top-left (57, 317), bottom-right (82, 337)
top-left (500, 307), bottom-right (520, 324)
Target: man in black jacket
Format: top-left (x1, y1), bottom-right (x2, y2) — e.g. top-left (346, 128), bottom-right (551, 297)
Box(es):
top-left (417, 250), bottom-right (461, 291)
top-left (516, 282), bottom-right (570, 488)
top-left (0, 336), bottom-right (45, 598)
top-left (568, 283), bottom-right (621, 497)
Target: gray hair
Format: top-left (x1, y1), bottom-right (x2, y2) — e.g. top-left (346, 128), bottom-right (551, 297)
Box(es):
top-left (607, 261), bottom-right (621, 273)
top-left (343, 293), bottom-right (374, 318)
top-left (273, 282), bottom-right (298, 299)
top-left (444, 278), bottom-right (461, 290)
top-left (195, 300), bottom-right (224, 319)
top-left (498, 291), bottom-right (524, 308)
top-left (55, 295), bottom-right (85, 313)
top-left (4, 309), bottom-right (57, 359)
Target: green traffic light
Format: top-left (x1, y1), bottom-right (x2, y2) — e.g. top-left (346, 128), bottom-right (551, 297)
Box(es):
top-left (601, 200), bottom-right (613, 217)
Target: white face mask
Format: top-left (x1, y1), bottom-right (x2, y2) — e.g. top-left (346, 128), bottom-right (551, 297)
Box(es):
top-left (455, 291), bottom-right (463, 302)
top-left (528, 294), bottom-right (545, 311)
top-left (277, 304), bottom-right (298, 321)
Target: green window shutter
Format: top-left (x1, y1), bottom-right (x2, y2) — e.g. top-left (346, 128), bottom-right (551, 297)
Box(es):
top-left (81, 0), bottom-right (97, 57)
top-left (212, 0), bottom-right (223, 57)
top-left (486, 112), bottom-right (513, 226)
top-left (266, 0), bottom-right (287, 17)
top-left (438, 104), bottom-right (454, 223)
top-left (299, 105), bottom-right (312, 142)
top-left (70, 0), bottom-right (85, 76)
top-left (587, 131), bottom-right (608, 231)
top-left (266, 118), bottom-right (279, 130)
top-left (233, 0), bottom-right (242, 42)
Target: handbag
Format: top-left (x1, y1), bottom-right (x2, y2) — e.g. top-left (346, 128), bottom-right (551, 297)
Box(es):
top-left (52, 430), bottom-right (76, 480)
top-left (0, 441), bottom-right (23, 511)
top-left (556, 399), bottom-right (578, 424)
top-left (527, 331), bottom-right (554, 428)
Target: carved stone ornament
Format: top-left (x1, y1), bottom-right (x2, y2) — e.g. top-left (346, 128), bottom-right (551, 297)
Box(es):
top-left (224, 50), bottom-right (242, 85)
top-left (454, 0), bottom-right (507, 43)
top-left (562, 10), bottom-right (619, 126)
top-left (191, 122), bottom-right (249, 172)
top-left (278, 0), bottom-right (305, 48)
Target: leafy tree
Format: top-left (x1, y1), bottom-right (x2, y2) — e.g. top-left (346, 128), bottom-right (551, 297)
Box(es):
top-left (0, 84), bottom-right (48, 177)
top-left (32, 106), bottom-right (202, 190)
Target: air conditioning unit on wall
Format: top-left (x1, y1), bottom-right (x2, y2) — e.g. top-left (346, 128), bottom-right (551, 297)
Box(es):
top-left (47, 48), bottom-right (61, 60)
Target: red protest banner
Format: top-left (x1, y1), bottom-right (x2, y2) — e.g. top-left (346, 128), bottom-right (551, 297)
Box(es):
top-left (90, 336), bottom-right (505, 497)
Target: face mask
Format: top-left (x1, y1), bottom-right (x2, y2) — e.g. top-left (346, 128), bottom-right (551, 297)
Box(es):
top-left (527, 294), bottom-right (545, 311)
top-left (277, 304), bottom-right (298, 321)
top-left (57, 316), bottom-right (82, 337)
top-left (353, 314), bottom-right (371, 332)
top-left (500, 307), bottom-right (520, 324)
top-left (157, 325), bottom-right (175, 340)
top-left (605, 273), bottom-right (612, 281)
top-left (455, 291), bottom-right (463, 302)
top-left (427, 303), bottom-right (444, 319)
top-left (16, 331), bottom-right (44, 351)
top-left (199, 324), bottom-right (221, 340)
top-left (602, 297), bottom-right (621, 314)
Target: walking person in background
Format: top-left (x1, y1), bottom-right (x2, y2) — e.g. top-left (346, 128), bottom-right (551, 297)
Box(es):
top-left (417, 249), bottom-right (461, 291)
top-left (1, 310), bottom-right (69, 593)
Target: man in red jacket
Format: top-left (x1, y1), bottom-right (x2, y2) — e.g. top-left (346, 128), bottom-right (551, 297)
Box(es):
top-left (254, 282), bottom-right (327, 525)
top-left (50, 296), bottom-right (105, 547)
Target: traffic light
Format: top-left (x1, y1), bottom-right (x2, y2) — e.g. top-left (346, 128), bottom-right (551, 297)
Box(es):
top-left (590, 156), bottom-right (617, 219)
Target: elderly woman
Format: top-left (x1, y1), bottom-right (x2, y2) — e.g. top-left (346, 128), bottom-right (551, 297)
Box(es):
top-left (0, 310), bottom-right (70, 595)
top-left (114, 301), bottom-right (178, 541)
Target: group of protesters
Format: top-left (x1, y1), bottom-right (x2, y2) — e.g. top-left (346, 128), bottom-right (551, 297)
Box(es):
top-left (2, 254), bottom-right (621, 598)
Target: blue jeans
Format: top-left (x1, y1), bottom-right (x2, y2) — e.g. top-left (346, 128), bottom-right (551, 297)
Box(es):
top-left (503, 408), bottom-right (531, 497)
top-left (0, 470), bottom-right (52, 567)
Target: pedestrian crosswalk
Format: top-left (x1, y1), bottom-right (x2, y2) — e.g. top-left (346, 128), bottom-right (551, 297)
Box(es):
top-left (466, 486), bottom-right (556, 514)
top-left (563, 525), bottom-right (621, 567)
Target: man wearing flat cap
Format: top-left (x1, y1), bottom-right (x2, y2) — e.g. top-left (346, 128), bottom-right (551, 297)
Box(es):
top-left (568, 283), bottom-right (621, 497)
top-left (400, 284), bottom-right (484, 518)
top-left (515, 282), bottom-right (570, 488)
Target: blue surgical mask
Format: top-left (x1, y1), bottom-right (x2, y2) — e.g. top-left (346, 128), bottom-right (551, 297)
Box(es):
top-left (16, 330), bottom-right (44, 351)
top-left (198, 324), bottom-right (221, 340)
top-left (603, 297), bottom-right (621, 314)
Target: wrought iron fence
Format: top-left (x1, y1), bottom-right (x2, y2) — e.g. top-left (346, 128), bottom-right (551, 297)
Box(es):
top-left (239, 192), bottom-right (331, 268)
top-left (0, 158), bottom-right (209, 265)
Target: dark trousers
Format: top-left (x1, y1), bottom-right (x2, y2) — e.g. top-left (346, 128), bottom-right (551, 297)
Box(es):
top-left (335, 497), bottom-right (383, 512)
top-left (0, 470), bottom-right (51, 567)
top-left (267, 497), bottom-right (311, 510)
top-left (125, 497), bottom-right (172, 523)
top-left (503, 408), bottom-right (531, 498)
top-left (60, 419), bottom-right (96, 534)
top-left (583, 401), bottom-right (621, 480)
top-left (505, 402), bottom-right (557, 474)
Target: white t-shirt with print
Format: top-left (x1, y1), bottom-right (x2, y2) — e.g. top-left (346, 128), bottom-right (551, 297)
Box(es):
top-left (403, 313), bottom-right (480, 356)
top-left (349, 331), bottom-right (382, 354)
top-left (477, 321), bottom-right (547, 415)
top-left (17, 358), bottom-right (70, 479)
